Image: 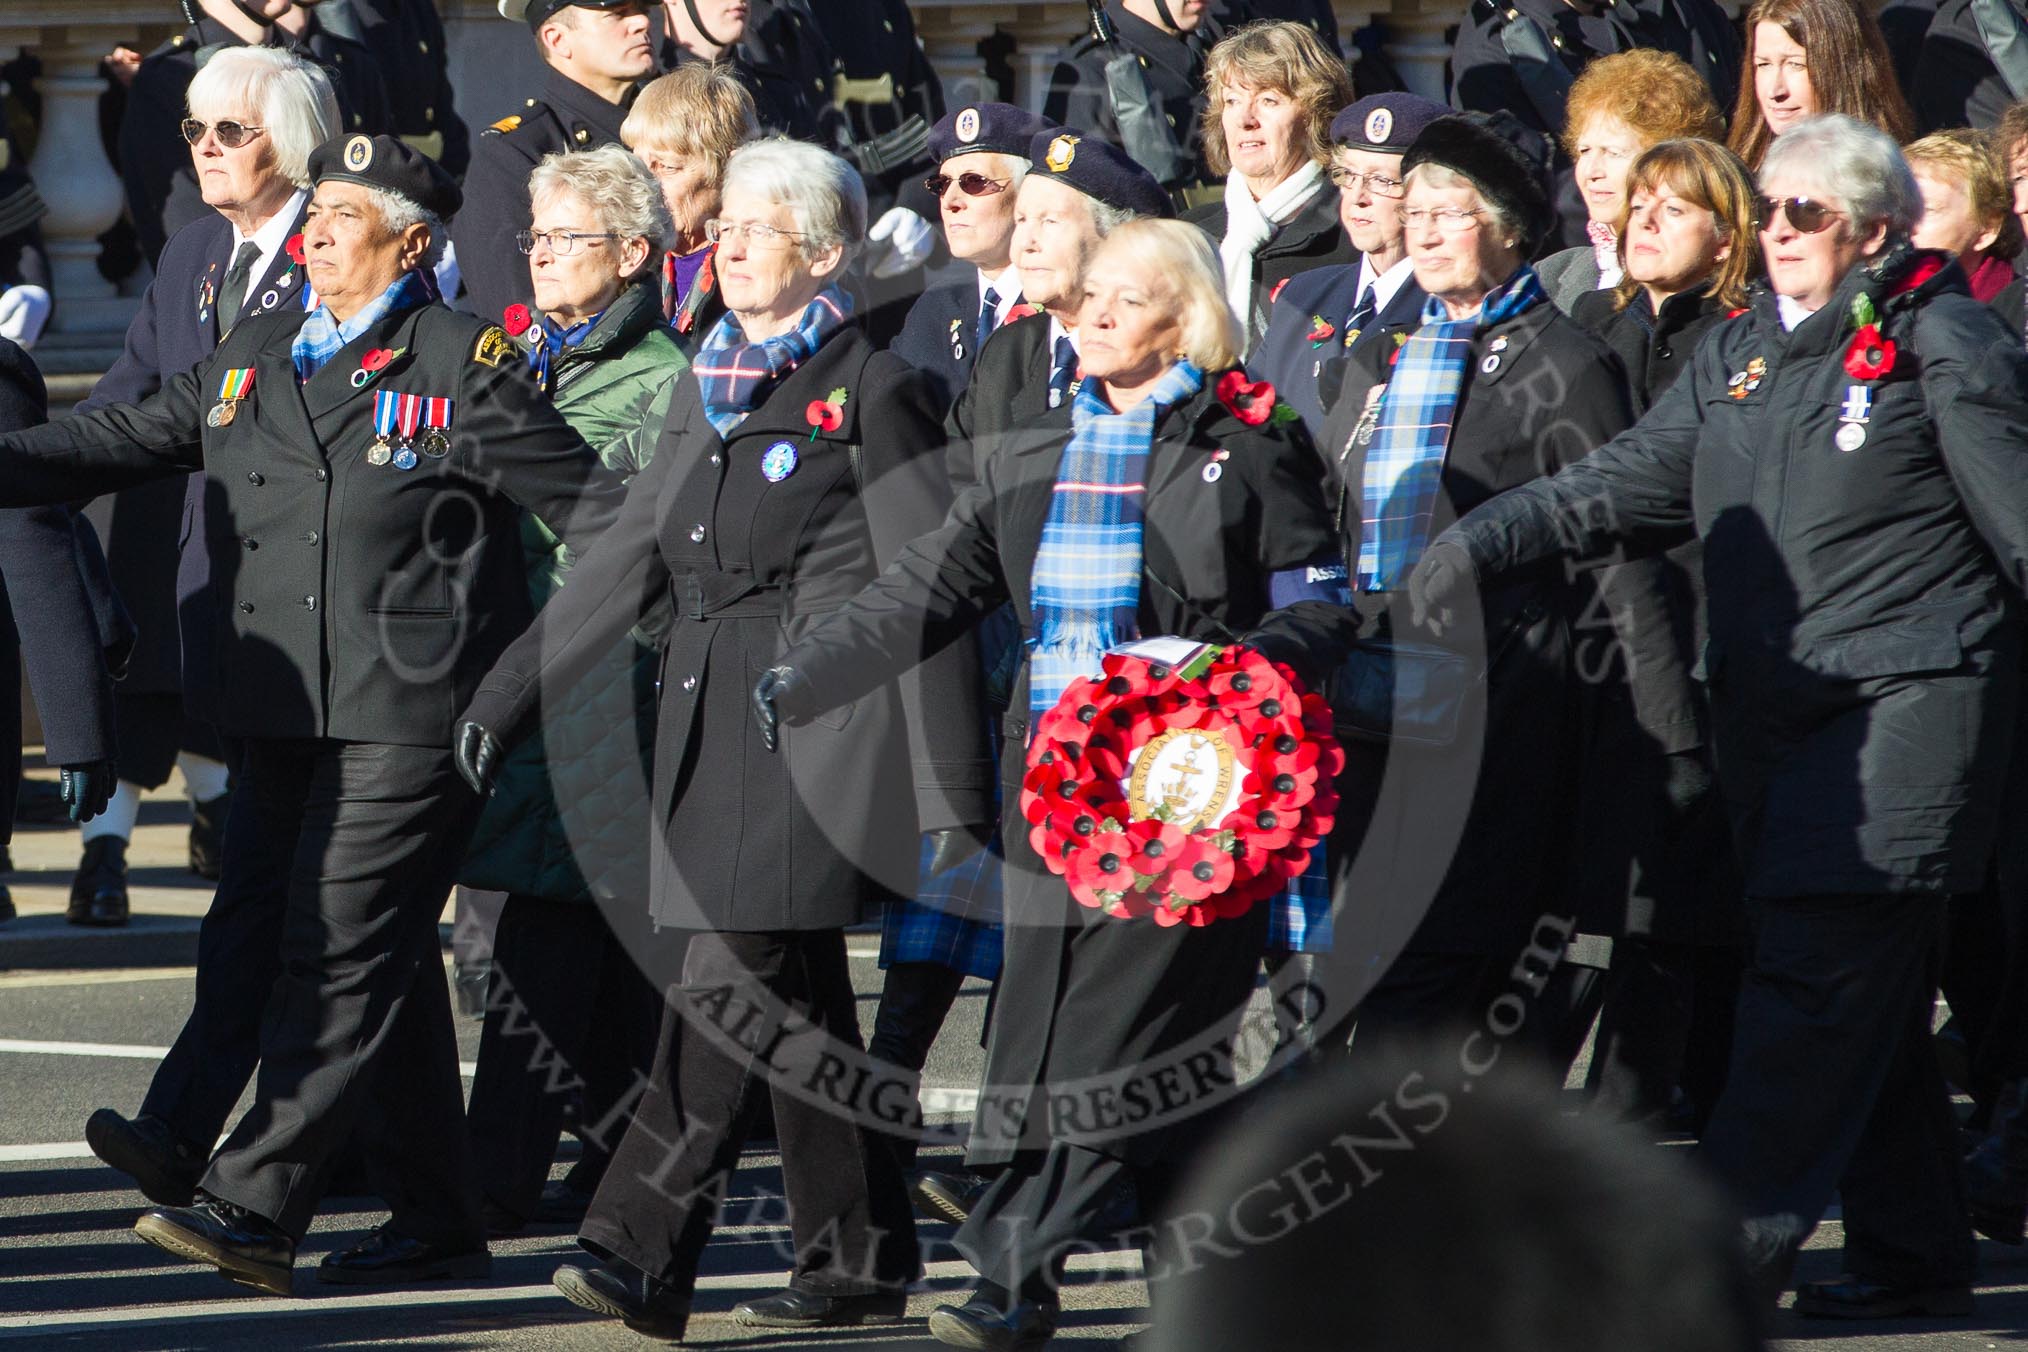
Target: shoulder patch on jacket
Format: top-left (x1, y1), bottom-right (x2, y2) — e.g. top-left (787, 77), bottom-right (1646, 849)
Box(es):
top-left (472, 325), bottom-right (514, 367)
top-left (487, 114), bottom-right (522, 134)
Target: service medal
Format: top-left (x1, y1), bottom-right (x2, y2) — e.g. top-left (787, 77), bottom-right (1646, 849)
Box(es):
top-left (418, 395), bottom-right (454, 457)
top-left (208, 368), bottom-right (255, 429)
top-left (393, 446), bottom-right (419, 471)
top-left (367, 438), bottom-right (393, 466)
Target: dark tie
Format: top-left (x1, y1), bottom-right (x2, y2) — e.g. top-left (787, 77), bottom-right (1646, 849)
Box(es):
top-left (975, 285), bottom-right (1000, 356)
top-left (218, 240), bottom-right (262, 336)
top-left (1047, 334), bottom-right (1077, 409)
top-left (1344, 283), bottom-right (1379, 343)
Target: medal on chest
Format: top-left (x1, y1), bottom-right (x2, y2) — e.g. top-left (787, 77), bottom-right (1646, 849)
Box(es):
top-left (370, 390), bottom-right (450, 469)
top-left (947, 316), bottom-right (966, 363)
top-left (1835, 383), bottom-right (1871, 452)
top-left (207, 367), bottom-right (255, 427)
top-left (1727, 355), bottom-right (1767, 400)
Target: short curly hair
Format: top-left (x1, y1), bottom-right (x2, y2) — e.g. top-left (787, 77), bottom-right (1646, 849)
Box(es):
top-left (1906, 128), bottom-right (2024, 259)
top-left (1562, 49), bottom-right (1724, 160)
top-left (1992, 101), bottom-right (2028, 180)
top-left (1200, 20), bottom-right (1356, 179)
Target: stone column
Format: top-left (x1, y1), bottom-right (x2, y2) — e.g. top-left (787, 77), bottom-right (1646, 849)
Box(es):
top-left (1379, 0), bottom-right (1455, 103)
top-left (915, 11), bottom-right (1000, 110)
top-left (1002, 6), bottom-right (1088, 115)
top-left (28, 31), bottom-right (134, 336)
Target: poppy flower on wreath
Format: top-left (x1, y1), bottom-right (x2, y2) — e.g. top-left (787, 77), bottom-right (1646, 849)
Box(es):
top-left (805, 385), bottom-right (849, 440)
top-left (1844, 324), bottom-right (1895, 381)
top-left (1125, 818), bottom-right (1189, 878)
top-left (502, 303), bottom-right (533, 337)
top-left (1215, 370), bottom-right (1276, 427)
top-left (285, 233), bottom-right (305, 266)
top-left (1164, 842), bottom-right (1235, 905)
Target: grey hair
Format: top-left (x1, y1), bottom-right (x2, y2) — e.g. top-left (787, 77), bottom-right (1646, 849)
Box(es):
top-left (720, 136), bottom-right (867, 263)
top-left (1090, 198), bottom-right (1137, 237)
top-left (1402, 162), bottom-right (1523, 249)
top-left (186, 45), bottom-right (340, 190)
top-left (1760, 113), bottom-right (1923, 238)
top-left (529, 145), bottom-right (674, 281)
top-left (359, 185), bottom-right (446, 271)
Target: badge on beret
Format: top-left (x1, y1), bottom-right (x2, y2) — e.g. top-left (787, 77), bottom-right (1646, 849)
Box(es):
top-left (471, 325), bottom-right (513, 368)
top-left (1365, 108), bottom-right (1393, 144)
top-left (343, 134), bottom-right (374, 172)
top-left (761, 440), bottom-right (799, 482)
top-left (1046, 134), bottom-right (1079, 173)
top-left (955, 107), bottom-right (981, 142)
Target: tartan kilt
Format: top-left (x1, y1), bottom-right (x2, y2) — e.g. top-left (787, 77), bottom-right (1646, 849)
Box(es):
top-left (878, 833), bottom-right (1005, 980)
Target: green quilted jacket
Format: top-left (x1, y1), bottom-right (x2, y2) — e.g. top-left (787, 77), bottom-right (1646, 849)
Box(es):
top-left (460, 280), bottom-right (685, 905)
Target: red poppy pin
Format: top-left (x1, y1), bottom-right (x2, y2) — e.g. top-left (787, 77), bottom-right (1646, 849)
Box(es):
top-left (1843, 295), bottom-right (1894, 381)
top-left (1306, 315), bottom-right (1335, 347)
top-left (1005, 302), bottom-right (1038, 323)
top-left (805, 386), bottom-right (848, 441)
top-left (285, 233), bottom-right (305, 266)
top-left (502, 304), bottom-right (533, 337)
top-left (1216, 371), bottom-right (1276, 427)
top-left (362, 348), bottom-right (395, 372)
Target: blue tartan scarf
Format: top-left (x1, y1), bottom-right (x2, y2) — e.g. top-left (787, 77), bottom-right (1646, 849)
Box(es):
top-left (1356, 267), bottom-right (1546, 590)
top-left (525, 309), bottom-right (602, 396)
top-left (692, 286), bottom-right (853, 436)
top-left (1027, 359), bottom-right (1205, 719)
top-left (289, 270), bottom-right (432, 384)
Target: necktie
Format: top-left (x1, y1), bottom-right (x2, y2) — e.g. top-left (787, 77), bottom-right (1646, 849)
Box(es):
top-left (1344, 283), bottom-right (1378, 344)
top-left (975, 285), bottom-right (1000, 357)
top-left (1047, 334), bottom-right (1077, 409)
top-left (218, 240), bottom-right (262, 336)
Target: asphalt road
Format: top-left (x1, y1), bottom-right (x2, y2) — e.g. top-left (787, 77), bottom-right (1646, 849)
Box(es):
top-left (1, 791), bottom-right (2025, 1349)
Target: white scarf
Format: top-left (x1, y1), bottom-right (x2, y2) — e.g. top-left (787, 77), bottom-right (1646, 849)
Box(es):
top-left (1219, 160), bottom-right (1326, 339)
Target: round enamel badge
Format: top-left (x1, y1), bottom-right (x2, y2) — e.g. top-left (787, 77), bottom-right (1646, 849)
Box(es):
top-left (761, 441), bottom-right (799, 482)
top-left (1365, 108), bottom-right (1393, 144)
top-left (343, 134), bottom-right (374, 171)
top-left (955, 107), bottom-right (981, 143)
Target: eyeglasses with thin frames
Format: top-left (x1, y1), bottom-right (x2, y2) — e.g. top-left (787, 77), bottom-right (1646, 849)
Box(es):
top-left (516, 229), bottom-right (618, 256)
top-left (1399, 206), bottom-right (1486, 235)
top-left (924, 172), bottom-right (1010, 198)
top-left (703, 219), bottom-right (808, 247)
top-left (1329, 167), bottom-right (1406, 199)
top-left (180, 118), bottom-right (264, 149)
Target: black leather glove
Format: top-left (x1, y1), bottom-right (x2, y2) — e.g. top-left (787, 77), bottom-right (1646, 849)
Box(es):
top-left (455, 720), bottom-right (502, 797)
top-left (1407, 539), bottom-right (1474, 635)
top-left (751, 665), bottom-right (812, 753)
top-left (924, 822), bottom-right (993, 877)
top-left (58, 760), bottom-right (116, 824)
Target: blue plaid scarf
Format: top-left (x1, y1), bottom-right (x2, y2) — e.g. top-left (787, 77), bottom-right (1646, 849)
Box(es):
top-left (289, 270), bottom-right (432, 384)
top-left (692, 286), bottom-right (853, 436)
top-left (525, 309), bottom-right (602, 396)
top-left (1027, 360), bottom-right (1205, 719)
top-left (1356, 267), bottom-right (1546, 590)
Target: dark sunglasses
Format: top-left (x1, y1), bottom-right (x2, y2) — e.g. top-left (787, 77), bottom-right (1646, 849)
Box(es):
top-left (924, 172), bottom-right (1010, 198)
top-left (1756, 195), bottom-right (1843, 234)
top-left (181, 118), bottom-right (264, 149)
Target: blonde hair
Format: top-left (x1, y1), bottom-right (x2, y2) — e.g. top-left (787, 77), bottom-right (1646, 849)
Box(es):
top-left (529, 145), bottom-right (674, 280)
top-left (620, 64), bottom-right (760, 189)
top-left (1092, 219), bottom-right (1244, 373)
top-left (1906, 128), bottom-right (2022, 258)
top-left (1200, 21), bottom-right (1356, 179)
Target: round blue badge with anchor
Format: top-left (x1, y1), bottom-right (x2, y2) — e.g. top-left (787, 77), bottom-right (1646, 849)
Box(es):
top-left (761, 440), bottom-right (799, 483)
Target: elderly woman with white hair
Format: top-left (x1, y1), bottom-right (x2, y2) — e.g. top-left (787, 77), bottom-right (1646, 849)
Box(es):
top-left (454, 135), bottom-right (991, 1337)
top-left (1412, 113), bottom-right (2028, 1316)
top-left (457, 142), bottom-right (684, 1234)
top-left (751, 218), bottom-right (1357, 1349)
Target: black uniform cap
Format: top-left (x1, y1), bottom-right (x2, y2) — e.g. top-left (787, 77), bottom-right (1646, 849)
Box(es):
top-left (930, 102), bottom-right (1055, 164)
top-left (1401, 114), bottom-right (1551, 254)
top-left (309, 134), bottom-right (463, 221)
top-left (1027, 129), bottom-right (1173, 220)
top-left (1330, 93), bottom-right (1451, 156)
top-left (498, 0), bottom-right (639, 30)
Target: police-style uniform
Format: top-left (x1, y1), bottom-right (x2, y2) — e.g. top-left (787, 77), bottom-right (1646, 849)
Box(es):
top-left (1044, 2), bottom-right (1217, 196)
top-left (889, 104), bottom-right (1055, 411)
top-left (454, 0), bottom-right (639, 322)
top-left (0, 137), bottom-right (628, 1252)
top-left (808, 0), bottom-right (944, 219)
top-left (1214, 0), bottom-right (1344, 52)
top-left (659, 0), bottom-right (846, 149)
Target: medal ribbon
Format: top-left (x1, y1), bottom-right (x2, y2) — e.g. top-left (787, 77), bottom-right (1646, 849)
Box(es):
top-left (395, 392), bottom-right (424, 443)
top-left (217, 368), bottom-right (255, 402)
top-left (373, 389), bottom-right (400, 440)
top-left (422, 396), bottom-right (453, 431)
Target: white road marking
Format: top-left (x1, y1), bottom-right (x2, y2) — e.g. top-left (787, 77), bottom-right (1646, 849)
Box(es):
top-left (0, 1141), bottom-right (91, 1161)
top-left (0, 969), bottom-right (197, 990)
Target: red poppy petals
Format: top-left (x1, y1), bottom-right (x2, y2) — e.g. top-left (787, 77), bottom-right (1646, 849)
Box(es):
top-left (502, 304), bottom-right (532, 337)
top-left (1214, 370), bottom-right (1276, 427)
top-left (805, 399), bottom-right (844, 432)
top-left (285, 233), bottom-right (305, 265)
top-left (1843, 324), bottom-right (1896, 381)
top-left (361, 348), bottom-right (395, 372)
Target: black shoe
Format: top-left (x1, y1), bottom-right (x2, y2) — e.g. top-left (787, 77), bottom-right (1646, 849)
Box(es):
top-left (188, 790), bottom-right (230, 880)
top-left (0, 882), bottom-right (14, 924)
top-left (66, 837), bottom-right (129, 927)
top-left (914, 1170), bottom-right (988, 1224)
top-left (534, 1179), bottom-right (595, 1224)
top-left (86, 1109), bottom-right (205, 1206)
top-left (1966, 1077), bottom-right (2028, 1245)
top-left (927, 1296), bottom-right (1058, 1349)
top-left (317, 1224), bottom-right (491, 1285)
top-left (134, 1198), bottom-right (294, 1296)
top-left (553, 1261), bottom-right (690, 1338)
top-left (1793, 1274), bottom-right (1974, 1319)
top-left (480, 1198), bottom-right (527, 1236)
top-left (733, 1288), bottom-right (906, 1328)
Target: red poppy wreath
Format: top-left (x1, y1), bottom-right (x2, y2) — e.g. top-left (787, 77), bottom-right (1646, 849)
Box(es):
top-left (1019, 644), bottom-right (1343, 926)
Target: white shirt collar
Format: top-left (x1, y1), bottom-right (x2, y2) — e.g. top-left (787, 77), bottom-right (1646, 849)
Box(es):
top-left (1356, 253), bottom-right (1415, 312)
top-left (1776, 294), bottom-right (1816, 332)
top-left (227, 188), bottom-right (308, 309)
top-left (977, 264), bottom-right (1023, 320)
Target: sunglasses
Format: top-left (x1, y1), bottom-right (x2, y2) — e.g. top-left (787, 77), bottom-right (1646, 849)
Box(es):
top-left (1756, 195), bottom-right (1843, 234)
top-left (924, 172), bottom-right (1010, 198)
top-left (181, 118), bottom-right (264, 149)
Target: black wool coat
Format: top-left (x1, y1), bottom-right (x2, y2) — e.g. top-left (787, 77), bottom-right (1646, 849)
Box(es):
top-left (1253, 262), bottom-right (1428, 437)
top-left (945, 310), bottom-right (1072, 492)
top-left (1438, 254), bottom-right (2028, 899)
top-left (1186, 186), bottom-right (1357, 354)
top-left (461, 325), bottom-right (994, 935)
top-left (779, 374), bottom-right (1359, 1166)
top-left (0, 300), bottom-right (627, 749)
top-left (1319, 295), bottom-right (1635, 956)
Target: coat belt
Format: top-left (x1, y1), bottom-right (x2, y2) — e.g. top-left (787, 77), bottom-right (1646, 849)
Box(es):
top-left (675, 572), bottom-right (859, 621)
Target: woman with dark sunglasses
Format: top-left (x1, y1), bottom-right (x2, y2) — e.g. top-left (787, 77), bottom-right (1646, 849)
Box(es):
top-left (1409, 113), bottom-right (2028, 1322)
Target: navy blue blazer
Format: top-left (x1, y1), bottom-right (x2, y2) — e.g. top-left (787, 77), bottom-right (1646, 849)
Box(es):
top-left (889, 278), bottom-right (1005, 411)
top-left (1250, 263), bottom-right (1428, 435)
top-left (0, 340), bottom-right (123, 766)
top-left (82, 207), bottom-right (310, 717)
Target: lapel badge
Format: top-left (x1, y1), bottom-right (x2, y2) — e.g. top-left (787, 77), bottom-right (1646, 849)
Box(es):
top-left (1201, 448), bottom-right (1230, 485)
top-left (947, 316), bottom-right (965, 362)
top-left (762, 440), bottom-right (800, 482)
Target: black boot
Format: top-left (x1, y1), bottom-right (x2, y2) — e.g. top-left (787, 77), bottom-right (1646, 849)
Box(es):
top-left (67, 837), bottom-right (129, 927)
top-left (1966, 1078), bottom-right (2028, 1245)
top-left (188, 790), bottom-right (231, 880)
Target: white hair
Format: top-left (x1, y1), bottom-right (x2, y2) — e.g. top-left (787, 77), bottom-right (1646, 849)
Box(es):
top-left (530, 145), bottom-right (674, 279)
top-left (359, 185), bottom-right (446, 271)
top-left (1761, 113), bottom-right (1923, 238)
top-left (186, 46), bottom-right (340, 190)
top-left (720, 136), bottom-right (868, 262)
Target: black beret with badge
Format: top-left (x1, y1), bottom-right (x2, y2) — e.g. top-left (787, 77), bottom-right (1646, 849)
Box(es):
top-left (496, 0), bottom-right (637, 29)
top-left (1028, 128), bottom-right (1173, 220)
top-left (1329, 92), bottom-right (1451, 156)
top-left (1400, 114), bottom-right (1552, 255)
top-left (929, 101), bottom-right (1056, 164)
top-left (308, 133), bottom-right (463, 221)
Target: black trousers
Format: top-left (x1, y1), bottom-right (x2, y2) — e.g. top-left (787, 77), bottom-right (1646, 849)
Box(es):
top-left (466, 892), bottom-right (660, 1219)
top-left (1586, 937), bottom-right (1742, 1130)
top-left (1699, 893), bottom-right (1974, 1293)
top-left (867, 960), bottom-right (967, 1174)
top-left (579, 928), bottom-right (918, 1300)
top-left (955, 1144), bottom-right (1179, 1307)
top-left (195, 739), bottom-right (484, 1246)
